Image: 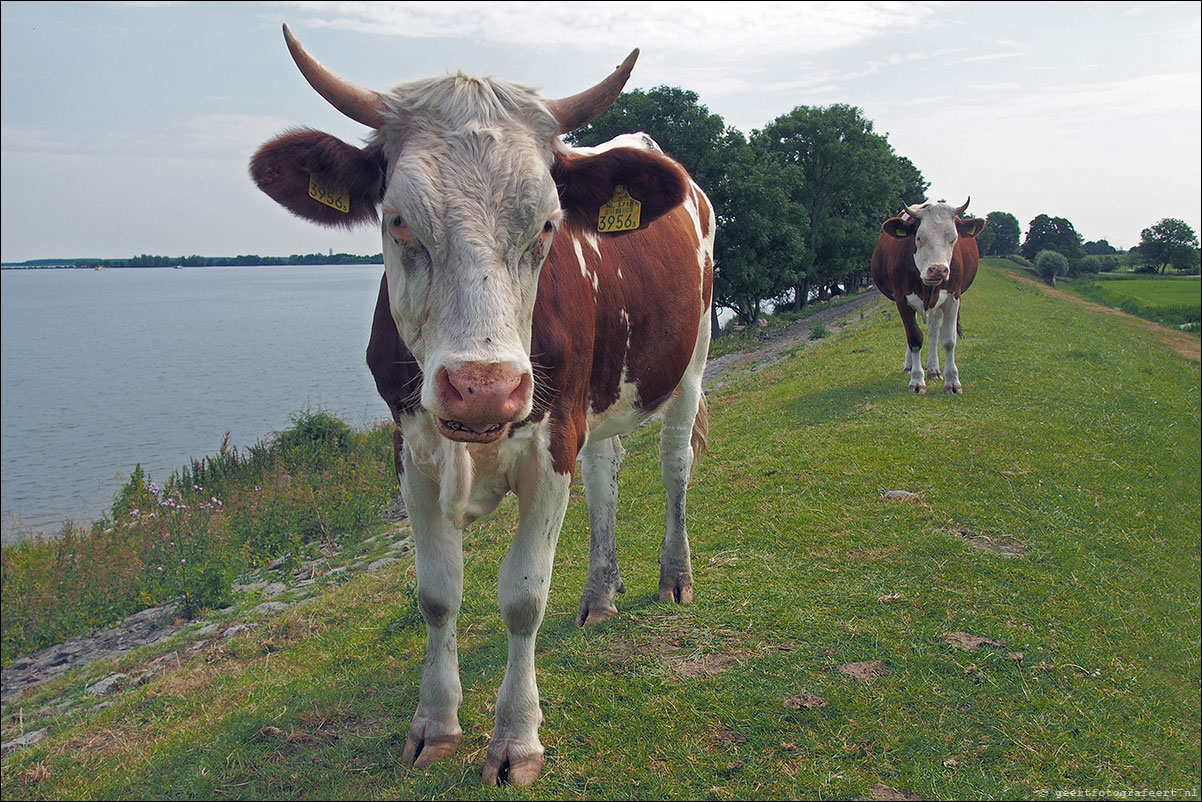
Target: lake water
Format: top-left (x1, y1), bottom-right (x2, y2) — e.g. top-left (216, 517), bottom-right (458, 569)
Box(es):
top-left (1, 265), bottom-right (392, 542)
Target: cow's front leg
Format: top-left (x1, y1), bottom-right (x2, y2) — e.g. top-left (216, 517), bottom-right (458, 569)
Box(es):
top-left (577, 436), bottom-right (625, 626)
top-left (940, 296), bottom-right (963, 393)
top-left (899, 301), bottom-right (926, 393)
top-left (400, 448), bottom-right (465, 769)
top-left (925, 304), bottom-right (944, 380)
top-left (483, 468), bottom-right (572, 787)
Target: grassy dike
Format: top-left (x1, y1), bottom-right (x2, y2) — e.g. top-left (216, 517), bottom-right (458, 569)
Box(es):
top-left (2, 260), bottom-right (1199, 799)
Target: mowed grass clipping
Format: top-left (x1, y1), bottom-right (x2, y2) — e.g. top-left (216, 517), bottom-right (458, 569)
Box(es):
top-left (2, 261), bottom-right (1199, 800)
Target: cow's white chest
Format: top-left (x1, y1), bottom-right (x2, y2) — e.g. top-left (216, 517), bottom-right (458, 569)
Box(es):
top-left (905, 289), bottom-right (949, 317)
top-left (404, 413), bottom-right (544, 527)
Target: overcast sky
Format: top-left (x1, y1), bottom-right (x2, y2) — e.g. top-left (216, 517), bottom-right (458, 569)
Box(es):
top-left (1, 1), bottom-right (1199, 262)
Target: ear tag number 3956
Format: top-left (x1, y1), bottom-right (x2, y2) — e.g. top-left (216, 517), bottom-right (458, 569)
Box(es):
top-left (597, 185), bottom-right (641, 233)
top-left (309, 174), bottom-right (350, 214)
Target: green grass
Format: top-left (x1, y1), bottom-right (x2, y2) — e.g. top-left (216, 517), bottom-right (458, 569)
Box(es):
top-left (1058, 272), bottom-right (1201, 332)
top-left (2, 261), bottom-right (1199, 800)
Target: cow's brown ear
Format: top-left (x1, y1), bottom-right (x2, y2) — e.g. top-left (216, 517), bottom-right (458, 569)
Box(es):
top-left (250, 128), bottom-right (385, 228)
top-left (553, 147), bottom-right (689, 230)
top-left (882, 217), bottom-right (916, 239)
top-left (957, 217), bottom-right (986, 238)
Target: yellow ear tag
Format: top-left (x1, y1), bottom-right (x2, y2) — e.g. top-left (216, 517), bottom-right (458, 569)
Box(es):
top-left (309, 174), bottom-right (350, 214)
top-left (597, 185), bottom-right (641, 233)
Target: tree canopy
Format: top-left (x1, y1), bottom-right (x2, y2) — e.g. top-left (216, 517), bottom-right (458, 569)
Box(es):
top-left (980, 211), bottom-right (1020, 256)
top-left (1135, 218), bottom-right (1200, 273)
top-left (1021, 214), bottom-right (1085, 263)
top-left (756, 104), bottom-right (905, 310)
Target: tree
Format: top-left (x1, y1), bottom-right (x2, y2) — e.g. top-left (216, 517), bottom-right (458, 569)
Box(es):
top-left (896, 156), bottom-right (930, 207)
top-left (1083, 239), bottom-right (1117, 255)
top-left (1021, 214), bottom-right (1084, 263)
top-left (1035, 250), bottom-right (1068, 286)
top-left (978, 211), bottom-right (1020, 256)
top-left (704, 132), bottom-right (808, 326)
top-left (756, 104), bottom-right (903, 310)
top-left (1135, 218), bottom-right (1200, 273)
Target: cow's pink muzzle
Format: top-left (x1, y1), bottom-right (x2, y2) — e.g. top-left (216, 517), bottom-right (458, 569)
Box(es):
top-left (434, 364), bottom-right (532, 443)
top-left (923, 265), bottom-right (950, 286)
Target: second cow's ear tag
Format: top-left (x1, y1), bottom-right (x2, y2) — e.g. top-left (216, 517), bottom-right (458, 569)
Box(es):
top-left (597, 185), bottom-right (641, 233)
top-left (309, 174), bottom-right (350, 214)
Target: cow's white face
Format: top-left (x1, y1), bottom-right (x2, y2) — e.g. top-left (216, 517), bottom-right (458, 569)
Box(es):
top-left (377, 124), bottom-right (563, 444)
top-left (907, 202), bottom-right (960, 286)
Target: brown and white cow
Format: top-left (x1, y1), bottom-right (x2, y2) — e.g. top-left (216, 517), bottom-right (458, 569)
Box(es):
top-left (250, 26), bottom-right (713, 786)
top-left (871, 200), bottom-right (985, 393)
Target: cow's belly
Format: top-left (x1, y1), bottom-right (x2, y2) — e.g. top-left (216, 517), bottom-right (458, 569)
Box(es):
top-left (585, 377), bottom-right (657, 443)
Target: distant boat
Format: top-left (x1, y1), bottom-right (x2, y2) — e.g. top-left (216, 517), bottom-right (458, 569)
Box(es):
top-left (94, 265), bottom-right (107, 271)
top-left (173, 265), bottom-right (183, 269)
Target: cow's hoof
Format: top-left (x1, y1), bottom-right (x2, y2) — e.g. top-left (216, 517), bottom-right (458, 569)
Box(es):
top-left (403, 730), bottom-right (461, 769)
top-left (482, 743), bottom-right (544, 787)
top-left (658, 581), bottom-right (694, 604)
top-left (575, 604), bottom-right (618, 627)
top-left (945, 385), bottom-right (963, 395)
top-left (928, 369), bottom-right (942, 380)
top-left (909, 384), bottom-right (926, 394)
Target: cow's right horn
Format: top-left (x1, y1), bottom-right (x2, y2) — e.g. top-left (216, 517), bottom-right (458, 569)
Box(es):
top-left (546, 49), bottom-right (640, 134)
top-left (282, 24), bottom-right (388, 129)
top-left (955, 197), bottom-right (971, 216)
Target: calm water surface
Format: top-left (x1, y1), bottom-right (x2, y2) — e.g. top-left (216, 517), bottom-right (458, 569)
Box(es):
top-left (1, 265), bottom-right (391, 541)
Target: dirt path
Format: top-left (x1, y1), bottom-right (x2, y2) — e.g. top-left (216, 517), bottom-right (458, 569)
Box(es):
top-left (704, 289), bottom-right (884, 387)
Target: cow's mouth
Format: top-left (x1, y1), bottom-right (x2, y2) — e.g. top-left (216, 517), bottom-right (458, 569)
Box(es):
top-left (437, 417), bottom-right (509, 444)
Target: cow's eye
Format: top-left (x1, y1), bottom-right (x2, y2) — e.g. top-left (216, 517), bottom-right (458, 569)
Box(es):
top-left (543, 220), bottom-right (554, 234)
top-left (391, 215), bottom-right (404, 228)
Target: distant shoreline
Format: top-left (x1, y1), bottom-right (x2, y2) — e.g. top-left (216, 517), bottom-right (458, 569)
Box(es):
top-left (1, 254), bottom-right (384, 270)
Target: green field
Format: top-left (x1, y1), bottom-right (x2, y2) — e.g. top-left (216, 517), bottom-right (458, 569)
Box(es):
top-left (2, 260), bottom-right (1199, 800)
top-left (1059, 272), bottom-right (1201, 332)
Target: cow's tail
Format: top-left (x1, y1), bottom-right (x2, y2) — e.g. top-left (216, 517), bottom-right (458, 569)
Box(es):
top-left (957, 308), bottom-right (963, 337)
top-left (690, 392), bottom-right (709, 478)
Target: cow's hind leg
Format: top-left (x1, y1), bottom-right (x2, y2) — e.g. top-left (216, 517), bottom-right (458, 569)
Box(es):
top-left (400, 446), bottom-right (465, 770)
top-left (658, 316), bottom-right (710, 604)
top-left (577, 435), bottom-right (625, 627)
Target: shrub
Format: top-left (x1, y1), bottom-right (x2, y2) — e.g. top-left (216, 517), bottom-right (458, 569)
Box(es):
top-left (1035, 250), bottom-right (1069, 286)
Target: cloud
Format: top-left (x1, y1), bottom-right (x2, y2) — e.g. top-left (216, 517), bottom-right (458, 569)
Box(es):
top-left (284, 1), bottom-right (950, 58)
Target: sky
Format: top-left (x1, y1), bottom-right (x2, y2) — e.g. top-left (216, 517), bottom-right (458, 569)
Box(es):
top-left (1, 1), bottom-right (1199, 262)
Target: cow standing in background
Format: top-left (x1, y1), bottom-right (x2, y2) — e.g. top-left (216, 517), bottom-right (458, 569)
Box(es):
top-left (250, 26), bottom-right (713, 786)
top-left (871, 200), bottom-right (985, 393)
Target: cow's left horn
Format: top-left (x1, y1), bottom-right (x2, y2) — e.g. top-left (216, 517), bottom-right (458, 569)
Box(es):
top-left (955, 197), bottom-right (971, 216)
top-left (282, 24), bottom-right (388, 129)
top-left (546, 49), bottom-right (639, 134)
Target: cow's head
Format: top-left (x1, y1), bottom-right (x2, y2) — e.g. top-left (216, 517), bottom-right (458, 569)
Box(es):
top-left (251, 25), bottom-right (688, 443)
top-left (882, 199), bottom-right (985, 286)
